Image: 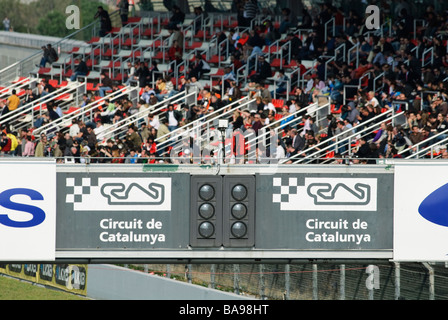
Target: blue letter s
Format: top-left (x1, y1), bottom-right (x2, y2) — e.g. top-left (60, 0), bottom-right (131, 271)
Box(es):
top-left (0, 188), bottom-right (46, 228)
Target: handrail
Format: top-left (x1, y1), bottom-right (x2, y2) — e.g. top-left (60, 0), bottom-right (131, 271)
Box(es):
top-left (405, 133), bottom-right (448, 159)
top-left (33, 85), bottom-right (138, 135)
top-left (292, 110), bottom-right (405, 164)
top-left (324, 18), bottom-right (335, 40)
top-left (244, 101), bottom-right (320, 149)
top-left (95, 90), bottom-right (197, 141)
top-left (0, 77), bottom-right (38, 100)
top-left (160, 98), bottom-right (257, 158)
top-left (373, 72), bottom-right (384, 93)
top-left (347, 42), bottom-right (360, 69)
top-left (155, 95), bottom-right (250, 145)
top-left (399, 128), bottom-right (448, 157)
top-left (0, 9), bottom-right (120, 85)
top-left (156, 97), bottom-right (255, 151)
top-left (281, 108), bottom-right (396, 164)
top-left (0, 82), bottom-right (86, 125)
top-left (422, 47), bottom-right (434, 67)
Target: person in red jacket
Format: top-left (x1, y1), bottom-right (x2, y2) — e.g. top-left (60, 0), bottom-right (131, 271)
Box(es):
top-left (0, 132), bottom-right (11, 155)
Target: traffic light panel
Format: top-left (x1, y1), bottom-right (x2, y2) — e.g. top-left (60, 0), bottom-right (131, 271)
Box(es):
top-left (223, 176), bottom-right (255, 248)
top-left (190, 176), bottom-right (223, 247)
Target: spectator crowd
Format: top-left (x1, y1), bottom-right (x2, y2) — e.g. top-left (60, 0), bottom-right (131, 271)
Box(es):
top-left (1, 0), bottom-right (448, 163)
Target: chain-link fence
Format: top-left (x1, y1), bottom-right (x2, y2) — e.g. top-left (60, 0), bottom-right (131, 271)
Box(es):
top-left (127, 262), bottom-right (448, 300)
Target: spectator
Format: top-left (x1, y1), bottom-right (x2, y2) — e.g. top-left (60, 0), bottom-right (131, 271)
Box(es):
top-left (192, 6), bottom-right (207, 33)
top-left (85, 125), bottom-right (97, 151)
top-left (279, 8), bottom-right (298, 34)
top-left (250, 55), bottom-right (272, 84)
top-left (34, 134), bottom-right (50, 157)
top-left (251, 113), bottom-right (263, 135)
top-left (165, 104), bottom-right (182, 131)
top-left (22, 133), bottom-right (35, 157)
top-left (23, 87), bottom-right (37, 104)
top-left (124, 61), bottom-right (136, 86)
top-left (70, 57), bottom-right (89, 81)
top-left (168, 39), bottom-right (183, 65)
top-left (38, 78), bottom-right (56, 98)
top-left (118, 0), bottom-right (129, 26)
top-left (94, 6), bottom-right (112, 37)
top-left (167, 25), bottom-right (184, 51)
top-left (189, 54), bottom-right (211, 80)
top-left (167, 5), bottom-right (185, 29)
top-left (125, 148), bottom-right (139, 163)
top-left (125, 125), bottom-right (142, 151)
top-left (0, 132), bottom-right (11, 155)
top-left (98, 73), bottom-right (114, 97)
top-left (3, 17), bottom-right (10, 31)
top-left (147, 113), bottom-right (160, 130)
top-left (6, 89), bottom-right (20, 112)
top-left (334, 120), bottom-right (351, 154)
top-left (271, 69), bottom-right (289, 97)
top-left (239, 0), bottom-right (257, 27)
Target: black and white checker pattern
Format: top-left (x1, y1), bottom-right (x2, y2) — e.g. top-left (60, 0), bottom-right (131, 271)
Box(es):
top-left (272, 177), bottom-right (299, 204)
top-left (65, 177), bottom-right (98, 204)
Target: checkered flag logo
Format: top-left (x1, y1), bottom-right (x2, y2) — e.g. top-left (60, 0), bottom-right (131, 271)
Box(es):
top-left (64, 176), bottom-right (172, 211)
top-left (66, 177), bottom-right (98, 204)
top-left (272, 177), bottom-right (298, 205)
top-left (271, 176), bottom-right (378, 211)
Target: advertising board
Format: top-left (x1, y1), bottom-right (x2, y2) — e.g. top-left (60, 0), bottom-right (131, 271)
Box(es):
top-left (394, 162), bottom-right (448, 261)
top-left (0, 161), bottom-right (56, 261)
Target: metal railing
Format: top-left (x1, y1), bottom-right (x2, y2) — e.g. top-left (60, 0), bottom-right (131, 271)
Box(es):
top-left (0, 81), bottom-right (86, 128)
top-left (95, 90), bottom-right (197, 142)
top-left (0, 10), bottom-right (120, 85)
top-left (293, 110), bottom-right (406, 164)
top-left (157, 96), bottom-right (255, 156)
top-left (33, 84), bottom-right (138, 136)
top-left (282, 108), bottom-right (401, 164)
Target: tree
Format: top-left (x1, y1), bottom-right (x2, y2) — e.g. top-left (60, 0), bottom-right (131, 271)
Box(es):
top-left (36, 10), bottom-right (71, 38)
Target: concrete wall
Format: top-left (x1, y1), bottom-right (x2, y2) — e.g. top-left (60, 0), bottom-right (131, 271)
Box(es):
top-left (86, 264), bottom-right (253, 300)
top-left (0, 31), bottom-right (87, 70)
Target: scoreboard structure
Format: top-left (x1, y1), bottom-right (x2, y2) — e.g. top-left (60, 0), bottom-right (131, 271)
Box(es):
top-left (2, 160), bottom-right (447, 264)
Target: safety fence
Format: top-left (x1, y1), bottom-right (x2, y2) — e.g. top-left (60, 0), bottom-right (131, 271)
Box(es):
top-left (126, 262), bottom-right (448, 300)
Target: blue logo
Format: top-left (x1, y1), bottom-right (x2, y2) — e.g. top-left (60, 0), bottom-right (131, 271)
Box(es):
top-left (0, 188), bottom-right (46, 228)
top-left (418, 183), bottom-right (448, 227)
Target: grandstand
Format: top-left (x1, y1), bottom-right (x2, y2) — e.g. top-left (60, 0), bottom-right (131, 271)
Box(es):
top-left (0, 0), bottom-right (447, 163)
top-left (2, 0), bottom-right (448, 302)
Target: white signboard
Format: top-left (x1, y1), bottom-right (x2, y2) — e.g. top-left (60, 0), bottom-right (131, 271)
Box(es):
top-left (65, 177), bottom-right (171, 211)
top-left (394, 162), bottom-right (448, 261)
top-left (0, 161), bottom-right (56, 261)
top-left (273, 177), bottom-right (377, 211)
